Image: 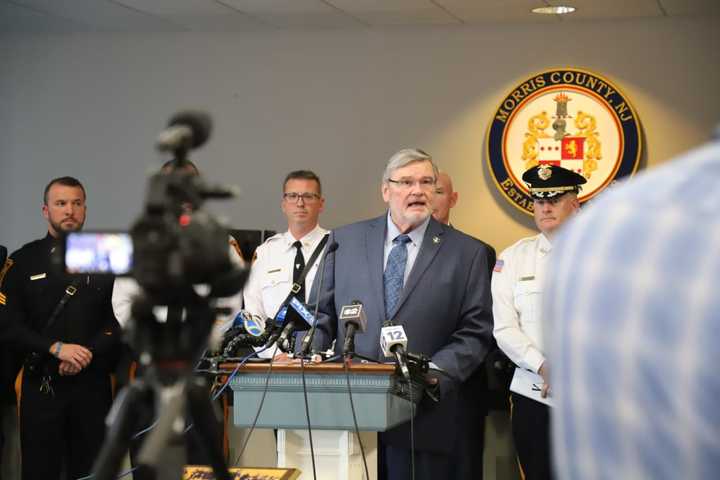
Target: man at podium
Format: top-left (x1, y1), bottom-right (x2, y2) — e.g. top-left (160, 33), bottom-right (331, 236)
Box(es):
top-left (311, 148), bottom-right (494, 480)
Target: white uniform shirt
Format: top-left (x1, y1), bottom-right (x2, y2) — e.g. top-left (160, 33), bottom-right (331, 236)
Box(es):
top-left (243, 225), bottom-right (329, 322)
top-left (491, 233), bottom-right (551, 373)
top-left (112, 241), bottom-right (245, 338)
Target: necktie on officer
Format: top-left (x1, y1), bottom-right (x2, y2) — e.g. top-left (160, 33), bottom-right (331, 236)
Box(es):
top-left (292, 240), bottom-right (305, 301)
top-left (384, 234), bottom-right (411, 319)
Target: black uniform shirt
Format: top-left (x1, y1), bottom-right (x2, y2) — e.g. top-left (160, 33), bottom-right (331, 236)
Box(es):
top-left (0, 234), bottom-right (120, 375)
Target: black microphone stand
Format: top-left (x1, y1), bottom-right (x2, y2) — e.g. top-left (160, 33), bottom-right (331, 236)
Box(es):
top-left (299, 239), bottom-right (336, 357)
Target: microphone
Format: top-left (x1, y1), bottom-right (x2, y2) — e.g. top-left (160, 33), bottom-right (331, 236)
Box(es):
top-left (380, 324), bottom-right (410, 380)
top-left (240, 311), bottom-right (266, 337)
top-left (263, 305), bottom-right (287, 349)
top-left (276, 297), bottom-right (317, 353)
top-left (300, 240), bottom-right (339, 356)
top-left (156, 110), bottom-right (212, 152)
top-left (340, 301), bottom-right (367, 356)
top-left (221, 311), bottom-right (273, 357)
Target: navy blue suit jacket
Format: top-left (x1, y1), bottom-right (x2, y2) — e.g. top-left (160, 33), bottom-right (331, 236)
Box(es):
top-left (312, 214), bottom-right (494, 453)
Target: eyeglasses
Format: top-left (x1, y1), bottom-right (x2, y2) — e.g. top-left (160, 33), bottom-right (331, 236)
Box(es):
top-left (283, 192), bottom-right (321, 203)
top-left (387, 177), bottom-right (436, 190)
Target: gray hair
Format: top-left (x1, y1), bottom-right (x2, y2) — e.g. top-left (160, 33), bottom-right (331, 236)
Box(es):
top-left (382, 148), bottom-right (438, 183)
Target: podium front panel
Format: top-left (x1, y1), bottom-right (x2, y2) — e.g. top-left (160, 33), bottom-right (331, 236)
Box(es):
top-left (226, 363), bottom-right (414, 431)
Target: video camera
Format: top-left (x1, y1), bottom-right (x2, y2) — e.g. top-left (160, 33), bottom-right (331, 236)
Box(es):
top-left (60, 111), bottom-right (246, 303)
top-left (62, 111), bottom-right (246, 480)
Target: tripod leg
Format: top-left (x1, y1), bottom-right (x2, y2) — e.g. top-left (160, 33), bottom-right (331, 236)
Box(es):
top-left (186, 375), bottom-right (232, 480)
top-left (91, 381), bottom-right (152, 480)
top-left (136, 380), bottom-right (187, 480)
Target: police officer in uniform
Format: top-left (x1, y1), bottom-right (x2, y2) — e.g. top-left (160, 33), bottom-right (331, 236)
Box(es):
top-left (0, 243), bottom-right (15, 480)
top-left (243, 170), bottom-right (328, 353)
top-left (0, 176), bottom-right (121, 480)
top-left (491, 164), bottom-right (586, 480)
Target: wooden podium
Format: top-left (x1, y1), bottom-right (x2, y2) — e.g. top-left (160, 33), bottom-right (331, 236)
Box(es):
top-left (222, 362), bottom-right (414, 480)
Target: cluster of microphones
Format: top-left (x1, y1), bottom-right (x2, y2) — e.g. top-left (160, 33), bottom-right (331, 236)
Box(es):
top-left (219, 296), bottom-right (430, 389)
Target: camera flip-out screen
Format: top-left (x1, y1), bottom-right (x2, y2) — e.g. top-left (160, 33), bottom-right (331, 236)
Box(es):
top-left (65, 231), bottom-right (133, 275)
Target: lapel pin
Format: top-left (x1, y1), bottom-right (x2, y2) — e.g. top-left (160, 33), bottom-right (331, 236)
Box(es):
top-left (432, 236), bottom-right (440, 244)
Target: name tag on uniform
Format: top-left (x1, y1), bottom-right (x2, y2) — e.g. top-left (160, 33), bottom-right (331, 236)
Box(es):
top-left (267, 268), bottom-right (282, 274)
top-left (30, 273), bottom-right (47, 281)
top-left (519, 275), bottom-right (535, 281)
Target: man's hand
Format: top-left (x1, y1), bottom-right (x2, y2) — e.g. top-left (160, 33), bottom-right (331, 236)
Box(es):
top-left (50, 342), bottom-right (92, 371)
top-left (58, 360), bottom-right (81, 376)
top-left (538, 361), bottom-right (551, 398)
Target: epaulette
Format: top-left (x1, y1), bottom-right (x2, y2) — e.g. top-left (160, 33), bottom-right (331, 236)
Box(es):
top-left (13, 238), bottom-right (46, 260)
top-left (251, 233), bottom-right (282, 264)
top-left (508, 235), bottom-right (539, 250)
top-left (20, 238), bottom-right (44, 251)
top-left (263, 233), bottom-right (283, 244)
top-left (497, 235), bottom-right (532, 259)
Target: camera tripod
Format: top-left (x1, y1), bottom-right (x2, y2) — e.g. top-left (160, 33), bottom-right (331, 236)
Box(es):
top-left (91, 291), bottom-right (232, 480)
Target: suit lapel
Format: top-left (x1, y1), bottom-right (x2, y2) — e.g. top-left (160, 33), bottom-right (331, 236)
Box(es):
top-left (366, 215), bottom-right (387, 323)
top-left (393, 218), bottom-right (446, 319)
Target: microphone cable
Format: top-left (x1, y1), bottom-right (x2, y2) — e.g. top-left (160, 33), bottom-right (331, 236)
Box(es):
top-left (291, 236), bottom-right (336, 480)
top-left (234, 343), bottom-right (277, 467)
top-left (343, 358), bottom-right (370, 480)
top-left (301, 238), bottom-right (337, 356)
top-left (408, 369), bottom-right (416, 480)
top-left (384, 320), bottom-right (417, 480)
top-left (299, 356), bottom-right (318, 480)
top-left (296, 237), bottom-right (336, 480)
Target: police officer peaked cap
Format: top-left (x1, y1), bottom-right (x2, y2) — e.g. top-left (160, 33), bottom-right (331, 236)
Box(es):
top-left (522, 164), bottom-right (587, 199)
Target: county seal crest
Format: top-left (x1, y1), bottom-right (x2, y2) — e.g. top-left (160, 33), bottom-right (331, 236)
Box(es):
top-left (487, 68), bottom-right (642, 214)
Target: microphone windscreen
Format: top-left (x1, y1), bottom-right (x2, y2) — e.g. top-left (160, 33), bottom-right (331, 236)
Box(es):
top-left (168, 110), bottom-right (212, 148)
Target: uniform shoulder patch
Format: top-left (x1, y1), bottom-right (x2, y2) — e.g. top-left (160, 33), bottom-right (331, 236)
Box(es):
top-left (0, 258), bottom-right (14, 288)
top-left (229, 238), bottom-right (245, 261)
top-left (493, 259), bottom-right (504, 273)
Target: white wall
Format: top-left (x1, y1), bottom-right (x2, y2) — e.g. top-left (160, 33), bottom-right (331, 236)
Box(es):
top-left (1, 17), bottom-right (718, 252)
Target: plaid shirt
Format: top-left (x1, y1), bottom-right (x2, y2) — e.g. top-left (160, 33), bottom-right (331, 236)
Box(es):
top-left (545, 136), bottom-right (720, 480)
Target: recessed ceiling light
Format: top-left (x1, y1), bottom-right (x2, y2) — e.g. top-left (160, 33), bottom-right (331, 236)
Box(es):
top-left (532, 6), bottom-right (576, 15)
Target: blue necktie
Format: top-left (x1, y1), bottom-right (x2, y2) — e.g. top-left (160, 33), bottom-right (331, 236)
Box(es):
top-left (384, 234), bottom-right (411, 319)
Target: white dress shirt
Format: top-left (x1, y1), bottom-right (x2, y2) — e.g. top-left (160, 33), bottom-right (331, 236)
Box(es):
top-left (242, 225), bottom-right (329, 322)
top-left (491, 232), bottom-right (551, 373)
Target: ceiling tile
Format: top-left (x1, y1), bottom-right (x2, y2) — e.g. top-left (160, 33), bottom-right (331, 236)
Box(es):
top-left (8, 0), bottom-right (181, 31)
top-left (0, 2), bottom-right (87, 33)
top-left (1, 0), bottom-right (715, 33)
top-left (558, 0), bottom-right (663, 20)
top-left (247, 12), bottom-right (362, 28)
top-left (219, 0), bottom-right (337, 16)
top-left (329, 0), bottom-right (459, 26)
top-left (113, 0), bottom-right (264, 31)
top-left (433, 0), bottom-right (560, 24)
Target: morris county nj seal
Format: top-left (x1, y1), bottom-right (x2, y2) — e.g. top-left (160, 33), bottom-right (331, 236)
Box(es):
top-left (487, 68), bottom-right (642, 215)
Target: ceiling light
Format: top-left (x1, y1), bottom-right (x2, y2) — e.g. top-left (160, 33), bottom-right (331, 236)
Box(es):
top-left (532, 6), bottom-right (576, 15)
